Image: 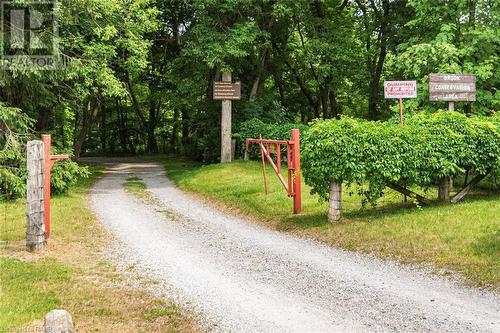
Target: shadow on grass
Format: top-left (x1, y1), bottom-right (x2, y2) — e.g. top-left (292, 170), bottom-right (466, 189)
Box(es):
top-left (471, 229), bottom-right (500, 261)
top-left (278, 190), bottom-right (500, 232)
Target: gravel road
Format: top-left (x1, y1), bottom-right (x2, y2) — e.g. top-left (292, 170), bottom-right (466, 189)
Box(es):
top-left (89, 161), bottom-right (500, 333)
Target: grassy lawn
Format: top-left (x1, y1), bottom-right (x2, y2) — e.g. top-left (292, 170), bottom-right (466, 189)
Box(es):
top-left (164, 158), bottom-right (499, 289)
top-left (0, 167), bottom-right (197, 332)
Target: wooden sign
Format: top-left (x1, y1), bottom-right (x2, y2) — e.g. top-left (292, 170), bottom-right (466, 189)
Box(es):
top-left (429, 74), bottom-right (476, 102)
top-left (384, 80), bottom-right (417, 128)
top-left (213, 81), bottom-right (241, 100)
top-left (384, 81), bottom-right (417, 99)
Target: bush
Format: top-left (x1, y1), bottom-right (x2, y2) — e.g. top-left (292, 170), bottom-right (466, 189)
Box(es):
top-left (0, 107), bottom-right (88, 200)
top-left (302, 112), bottom-right (500, 204)
top-left (235, 118), bottom-right (308, 158)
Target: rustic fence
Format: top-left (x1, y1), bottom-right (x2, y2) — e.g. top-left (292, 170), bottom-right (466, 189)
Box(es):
top-left (0, 165), bottom-right (24, 246)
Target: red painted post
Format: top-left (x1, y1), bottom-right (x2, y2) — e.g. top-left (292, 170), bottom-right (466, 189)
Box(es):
top-left (287, 145), bottom-right (292, 195)
top-left (276, 144), bottom-right (281, 174)
top-left (41, 135), bottom-right (68, 238)
top-left (291, 129), bottom-right (301, 214)
top-left (259, 134), bottom-right (269, 195)
top-left (41, 135), bottom-right (52, 238)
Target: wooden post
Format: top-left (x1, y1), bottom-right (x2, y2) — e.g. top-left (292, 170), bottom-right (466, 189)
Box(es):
top-left (448, 101), bottom-right (455, 112)
top-left (276, 144), bottom-right (281, 174)
top-left (399, 98), bottom-right (404, 127)
top-left (438, 177), bottom-right (451, 201)
top-left (41, 135), bottom-right (52, 237)
top-left (259, 134), bottom-right (268, 194)
top-left (328, 181), bottom-right (342, 222)
top-left (451, 172), bottom-right (488, 204)
top-left (244, 146), bottom-right (250, 160)
top-left (26, 140), bottom-right (46, 252)
top-left (220, 72), bottom-right (232, 163)
top-left (291, 129), bottom-right (301, 214)
top-left (231, 139), bottom-right (236, 162)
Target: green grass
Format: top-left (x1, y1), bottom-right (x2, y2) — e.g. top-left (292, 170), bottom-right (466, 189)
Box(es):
top-left (123, 176), bottom-right (147, 190)
top-left (0, 167), bottom-right (102, 329)
top-left (164, 158), bottom-right (500, 288)
top-left (0, 166), bottom-right (103, 243)
top-left (0, 166), bottom-right (198, 332)
top-left (0, 258), bottom-right (69, 328)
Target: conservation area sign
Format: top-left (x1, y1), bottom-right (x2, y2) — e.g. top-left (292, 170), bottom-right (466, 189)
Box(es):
top-left (429, 74), bottom-right (476, 102)
top-left (213, 81), bottom-right (241, 100)
top-left (384, 81), bottom-right (417, 99)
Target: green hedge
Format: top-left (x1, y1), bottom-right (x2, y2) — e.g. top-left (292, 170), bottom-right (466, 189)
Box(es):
top-left (236, 118), bottom-right (309, 141)
top-left (235, 118), bottom-right (308, 158)
top-left (302, 112), bottom-right (500, 204)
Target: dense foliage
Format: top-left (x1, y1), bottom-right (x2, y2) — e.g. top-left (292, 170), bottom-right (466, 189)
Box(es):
top-left (237, 118), bottom-right (308, 141)
top-left (0, 0), bottom-right (497, 162)
top-left (236, 118), bottom-right (308, 158)
top-left (302, 113), bottom-right (500, 204)
top-left (0, 108), bottom-right (88, 200)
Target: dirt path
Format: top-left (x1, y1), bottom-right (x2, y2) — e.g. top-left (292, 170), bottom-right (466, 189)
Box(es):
top-left (89, 161), bottom-right (500, 333)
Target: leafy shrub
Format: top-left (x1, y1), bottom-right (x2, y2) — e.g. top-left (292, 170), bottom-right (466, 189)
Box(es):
top-left (235, 118), bottom-right (308, 159)
top-left (302, 112), bottom-right (500, 204)
top-left (0, 106), bottom-right (33, 200)
top-left (0, 106), bottom-right (89, 200)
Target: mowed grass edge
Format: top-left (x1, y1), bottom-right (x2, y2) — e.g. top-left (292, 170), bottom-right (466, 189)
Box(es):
top-left (163, 157), bottom-right (499, 289)
top-left (0, 166), bottom-right (198, 332)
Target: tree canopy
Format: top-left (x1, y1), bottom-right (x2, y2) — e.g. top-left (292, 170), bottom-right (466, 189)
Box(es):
top-left (0, 0), bottom-right (498, 161)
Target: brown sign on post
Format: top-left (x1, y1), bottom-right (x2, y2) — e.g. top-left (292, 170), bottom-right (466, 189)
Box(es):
top-left (213, 81), bottom-right (241, 100)
top-left (429, 74), bottom-right (476, 102)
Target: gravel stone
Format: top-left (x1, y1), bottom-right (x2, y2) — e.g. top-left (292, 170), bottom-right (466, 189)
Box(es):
top-left (89, 162), bottom-right (500, 333)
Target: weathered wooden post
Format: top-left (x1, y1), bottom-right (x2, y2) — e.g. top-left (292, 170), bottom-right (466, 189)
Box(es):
top-left (231, 138), bottom-right (236, 162)
top-left (220, 72), bottom-right (232, 163)
top-left (26, 140), bottom-right (46, 251)
top-left (438, 177), bottom-right (451, 201)
top-left (213, 72), bottom-right (241, 163)
top-left (328, 181), bottom-right (342, 222)
top-left (448, 101), bottom-right (455, 112)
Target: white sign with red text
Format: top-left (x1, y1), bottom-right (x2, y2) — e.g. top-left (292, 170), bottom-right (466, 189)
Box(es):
top-left (384, 81), bottom-right (417, 99)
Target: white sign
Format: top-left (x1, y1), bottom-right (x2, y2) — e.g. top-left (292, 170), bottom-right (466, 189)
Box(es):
top-left (384, 81), bottom-right (417, 99)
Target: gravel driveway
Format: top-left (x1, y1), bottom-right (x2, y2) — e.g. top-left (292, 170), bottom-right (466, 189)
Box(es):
top-left (89, 161), bottom-right (500, 333)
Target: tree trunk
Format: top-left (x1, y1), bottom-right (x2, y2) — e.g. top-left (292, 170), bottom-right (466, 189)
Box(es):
top-left (328, 181), bottom-right (342, 222)
top-left (116, 99), bottom-right (129, 153)
top-left (146, 101), bottom-right (159, 153)
top-left (73, 100), bottom-right (99, 159)
top-left (329, 91), bottom-right (339, 119)
top-left (147, 130), bottom-right (158, 153)
top-left (367, 45), bottom-right (386, 120)
top-left (100, 102), bottom-right (107, 152)
top-left (438, 177), bottom-right (451, 202)
top-left (250, 48), bottom-right (268, 102)
top-left (181, 109), bottom-right (189, 147)
top-left (36, 109), bottom-right (52, 131)
top-left (170, 109), bottom-right (179, 152)
top-left (321, 90), bottom-right (329, 119)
